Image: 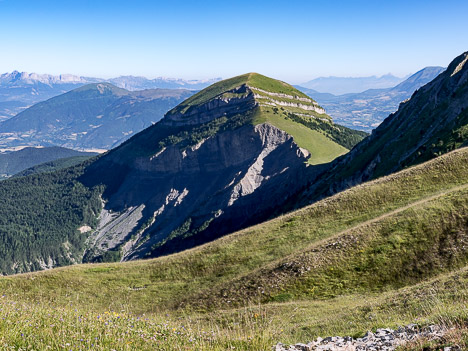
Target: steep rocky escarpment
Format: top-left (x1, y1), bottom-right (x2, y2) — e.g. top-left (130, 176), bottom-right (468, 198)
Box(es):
top-left (83, 121), bottom-right (311, 262)
top-left (163, 84), bottom-right (257, 126)
top-left (81, 73), bottom-right (348, 262)
top-left (250, 86), bottom-right (327, 116)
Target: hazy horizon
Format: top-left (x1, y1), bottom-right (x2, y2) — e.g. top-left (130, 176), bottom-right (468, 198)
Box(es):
top-left (0, 0), bottom-right (466, 83)
top-left (0, 69), bottom-right (413, 83)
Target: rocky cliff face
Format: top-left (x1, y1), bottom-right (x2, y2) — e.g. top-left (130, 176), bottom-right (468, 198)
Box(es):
top-left (81, 73), bottom-right (342, 262)
top-left (84, 122), bottom-right (310, 261)
top-left (163, 85), bottom-right (257, 126)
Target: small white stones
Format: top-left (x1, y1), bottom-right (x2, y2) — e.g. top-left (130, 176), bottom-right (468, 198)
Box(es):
top-left (274, 324), bottom-right (448, 351)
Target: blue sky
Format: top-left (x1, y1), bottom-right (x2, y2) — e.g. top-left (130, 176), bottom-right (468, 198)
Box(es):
top-left (0, 0), bottom-right (467, 83)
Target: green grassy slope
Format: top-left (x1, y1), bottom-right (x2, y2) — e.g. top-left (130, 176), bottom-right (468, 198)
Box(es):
top-left (0, 268), bottom-right (466, 350)
top-left (0, 147), bottom-right (467, 349)
top-left (254, 108), bottom-right (348, 164)
top-left (3, 145), bottom-right (467, 310)
top-left (247, 73), bottom-right (312, 99)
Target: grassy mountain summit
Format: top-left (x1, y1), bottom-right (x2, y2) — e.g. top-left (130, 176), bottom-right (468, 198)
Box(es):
top-left (164, 72), bottom-right (366, 162)
top-left (169, 72), bottom-right (315, 114)
top-left (80, 73), bottom-right (366, 263)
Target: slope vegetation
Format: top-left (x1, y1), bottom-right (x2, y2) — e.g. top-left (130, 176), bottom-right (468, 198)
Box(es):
top-left (0, 160), bottom-right (102, 274)
top-left (0, 146), bottom-right (467, 349)
top-left (12, 155), bottom-right (96, 177)
top-left (2, 146), bottom-right (467, 308)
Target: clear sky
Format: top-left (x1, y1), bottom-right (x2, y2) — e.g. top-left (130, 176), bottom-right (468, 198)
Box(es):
top-left (0, 0), bottom-right (467, 83)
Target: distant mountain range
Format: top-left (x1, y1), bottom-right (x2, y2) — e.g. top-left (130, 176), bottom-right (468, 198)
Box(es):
top-left (0, 71), bottom-right (220, 120)
top-left (0, 68), bottom-right (446, 136)
top-left (0, 83), bottom-right (194, 151)
top-left (297, 66), bottom-right (445, 131)
top-left (107, 76), bottom-right (222, 91)
top-left (294, 55), bottom-right (468, 208)
top-left (0, 71), bottom-right (99, 121)
top-left (300, 73), bottom-right (407, 95)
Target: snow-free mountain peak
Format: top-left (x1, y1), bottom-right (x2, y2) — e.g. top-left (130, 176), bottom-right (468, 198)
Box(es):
top-left (76, 73), bottom-right (366, 263)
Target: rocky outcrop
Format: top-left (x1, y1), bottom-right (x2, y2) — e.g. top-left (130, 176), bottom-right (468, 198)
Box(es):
top-left (163, 85), bottom-right (257, 126)
top-left (275, 324), bottom-right (449, 351)
top-left (257, 97), bottom-right (326, 113)
top-left (250, 86), bottom-right (316, 103)
top-left (251, 86), bottom-right (326, 115)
